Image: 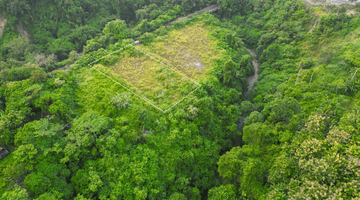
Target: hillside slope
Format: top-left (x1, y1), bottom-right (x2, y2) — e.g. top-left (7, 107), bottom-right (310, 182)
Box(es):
top-left (1, 0), bottom-right (360, 199)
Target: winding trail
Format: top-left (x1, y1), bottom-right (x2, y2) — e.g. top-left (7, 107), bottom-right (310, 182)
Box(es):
top-left (134, 4), bottom-right (220, 44)
top-left (164, 4), bottom-right (220, 27)
top-left (53, 4), bottom-right (220, 70)
top-left (309, 18), bottom-right (319, 33)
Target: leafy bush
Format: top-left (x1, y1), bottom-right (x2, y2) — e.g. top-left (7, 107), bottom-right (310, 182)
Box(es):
top-left (111, 93), bottom-right (131, 109)
top-left (139, 32), bottom-right (155, 45)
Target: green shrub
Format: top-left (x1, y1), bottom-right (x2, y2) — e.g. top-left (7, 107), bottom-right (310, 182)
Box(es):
top-left (139, 32), bottom-right (155, 45)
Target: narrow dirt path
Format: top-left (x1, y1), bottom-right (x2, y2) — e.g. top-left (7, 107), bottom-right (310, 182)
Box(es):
top-left (134, 4), bottom-right (220, 44)
top-left (52, 65), bottom-right (71, 72)
top-left (164, 4), bottom-right (220, 27)
top-left (309, 18), bottom-right (319, 33)
top-left (53, 4), bottom-right (220, 71)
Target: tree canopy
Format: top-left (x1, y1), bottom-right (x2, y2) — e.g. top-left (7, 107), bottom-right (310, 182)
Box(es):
top-left (1, 0), bottom-right (360, 199)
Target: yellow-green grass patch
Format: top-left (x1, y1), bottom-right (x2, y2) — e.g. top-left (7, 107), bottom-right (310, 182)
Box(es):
top-left (92, 45), bottom-right (200, 112)
top-left (88, 21), bottom-right (222, 112)
top-left (139, 22), bottom-right (224, 81)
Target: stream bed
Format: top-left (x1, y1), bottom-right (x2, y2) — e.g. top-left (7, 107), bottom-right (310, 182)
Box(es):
top-left (244, 48), bottom-right (259, 98)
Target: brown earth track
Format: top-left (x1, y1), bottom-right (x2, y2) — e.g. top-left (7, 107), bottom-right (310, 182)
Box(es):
top-left (164, 4), bottom-right (220, 27)
top-left (134, 4), bottom-right (220, 44)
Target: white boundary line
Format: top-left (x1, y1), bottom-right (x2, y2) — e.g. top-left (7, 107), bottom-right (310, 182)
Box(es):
top-left (163, 84), bottom-right (201, 113)
top-left (89, 66), bottom-right (166, 112)
top-left (87, 44), bottom-right (201, 113)
top-left (131, 45), bottom-right (201, 86)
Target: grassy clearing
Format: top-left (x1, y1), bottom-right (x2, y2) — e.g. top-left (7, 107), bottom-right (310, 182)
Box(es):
top-left (140, 22), bottom-right (224, 80)
top-left (89, 22), bottom-right (220, 111)
top-left (93, 45), bottom-right (199, 111)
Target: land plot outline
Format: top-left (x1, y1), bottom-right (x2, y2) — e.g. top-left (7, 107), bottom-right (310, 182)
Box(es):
top-left (88, 44), bottom-right (201, 113)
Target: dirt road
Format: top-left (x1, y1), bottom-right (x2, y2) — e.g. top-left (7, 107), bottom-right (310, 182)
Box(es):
top-left (134, 4), bottom-right (220, 44)
top-left (303, 0), bottom-right (359, 6)
top-left (164, 4), bottom-right (220, 27)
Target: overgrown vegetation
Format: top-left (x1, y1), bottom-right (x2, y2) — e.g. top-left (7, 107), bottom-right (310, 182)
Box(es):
top-left (92, 44), bottom-right (200, 111)
top-left (141, 22), bottom-right (225, 80)
top-left (0, 0), bottom-right (217, 62)
top-left (1, 0), bottom-right (360, 199)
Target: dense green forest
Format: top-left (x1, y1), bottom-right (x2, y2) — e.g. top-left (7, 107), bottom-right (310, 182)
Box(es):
top-left (1, 0), bottom-right (360, 199)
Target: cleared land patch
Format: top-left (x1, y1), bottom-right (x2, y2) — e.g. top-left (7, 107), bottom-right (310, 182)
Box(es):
top-left (91, 45), bottom-right (200, 112)
top-left (139, 22), bottom-right (224, 80)
top-left (88, 22), bottom-right (222, 112)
